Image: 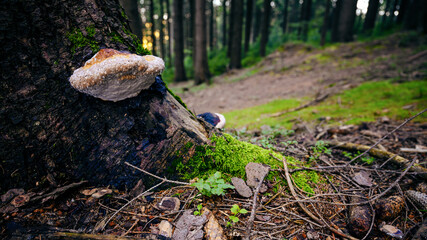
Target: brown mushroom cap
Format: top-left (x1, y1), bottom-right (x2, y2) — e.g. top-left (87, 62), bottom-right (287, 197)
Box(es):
top-left (69, 49), bottom-right (165, 102)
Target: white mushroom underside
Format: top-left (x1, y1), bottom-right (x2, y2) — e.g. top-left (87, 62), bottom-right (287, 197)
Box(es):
top-left (69, 53), bottom-right (164, 102)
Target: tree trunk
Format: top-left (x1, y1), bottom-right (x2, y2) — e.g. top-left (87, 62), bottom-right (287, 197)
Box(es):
top-left (320, 0), bottom-right (331, 46)
top-left (0, 0), bottom-right (209, 191)
top-left (222, 0), bottom-right (227, 48)
top-left (244, 0), bottom-right (254, 52)
top-left (166, 0), bottom-right (173, 66)
top-left (150, 0), bottom-right (157, 55)
top-left (188, 0), bottom-right (195, 54)
top-left (260, 0), bottom-right (271, 57)
top-left (230, 0), bottom-right (243, 69)
top-left (363, 0), bottom-right (380, 32)
top-left (299, 0), bottom-right (312, 41)
top-left (282, 0), bottom-right (289, 34)
top-left (227, 0), bottom-right (235, 58)
top-left (119, 0), bottom-right (144, 40)
top-left (404, 0), bottom-right (422, 30)
top-left (194, 0), bottom-right (211, 84)
top-left (210, 0), bottom-right (215, 50)
top-left (336, 0), bottom-right (357, 42)
top-left (396, 0), bottom-right (408, 24)
top-left (331, 0), bottom-right (342, 42)
top-left (160, 0), bottom-right (166, 59)
top-left (252, 3), bottom-right (261, 42)
top-left (173, 0), bottom-right (187, 81)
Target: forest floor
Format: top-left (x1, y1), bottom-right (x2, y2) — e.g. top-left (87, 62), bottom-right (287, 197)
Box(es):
top-left (1, 32), bottom-right (427, 239)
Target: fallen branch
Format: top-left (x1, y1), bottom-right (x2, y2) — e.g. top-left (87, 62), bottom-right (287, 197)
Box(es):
top-left (269, 93), bottom-right (329, 118)
top-left (327, 141), bottom-right (427, 178)
top-left (124, 161), bottom-right (189, 185)
top-left (31, 181), bottom-right (87, 203)
top-left (280, 155), bottom-right (359, 240)
top-left (244, 169), bottom-right (268, 240)
top-left (407, 49), bottom-right (427, 62)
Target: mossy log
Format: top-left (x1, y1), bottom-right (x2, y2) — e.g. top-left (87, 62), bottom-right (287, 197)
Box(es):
top-left (0, 0), bottom-right (209, 191)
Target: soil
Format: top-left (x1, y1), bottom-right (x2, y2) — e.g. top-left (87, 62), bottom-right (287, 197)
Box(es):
top-left (171, 33), bottom-right (427, 114)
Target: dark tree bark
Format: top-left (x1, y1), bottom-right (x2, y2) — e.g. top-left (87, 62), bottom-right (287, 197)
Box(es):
top-left (320, 0), bottom-right (331, 46)
top-left (244, 0), bottom-right (254, 52)
top-left (150, 0), bottom-right (157, 55)
top-left (0, 0), bottom-right (209, 191)
top-left (119, 0), bottom-right (144, 40)
top-left (298, 0), bottom-right (312, 41)
top-left (396, 0), bottom-right (408, 24)
top-left (209, 0), bottom-right (215, 50)
top-left (260, 0), bottom-right (271, 57)
top-left (331, 0), bottom-right (342, 42)
top-left (173, 0), bottom-right (187, 81)
top-left (227, 0), bottom-right (235, 57)
top-left (188, 0), bottom-right (195, 52)
top-left (222, 0), bottom-right (227, 48)
top-left (252, 3), bottom-right (261, 42)
top-left (166, 0), bottom-right (172, 66)
top-left (194, 0), bottom-right (211, 84)
top-left (381, 0), bottom-right (392, 26)
top-left (160, 0), bottom-right (166, 59)
top-left (363, 0), bottom-right (380, 32)
top-left (230, 0), bottom-right (243, 69)
top-left (289, 0), bottom-right (300, 33)
top-left (282, 0), bottom-right (289, 34)
top-left (336, 0), bottom-right (357, 42)
top-left (388, 0), bottom-right (399, 25)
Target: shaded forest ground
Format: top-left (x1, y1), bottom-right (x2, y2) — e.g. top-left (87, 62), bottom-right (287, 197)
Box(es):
top-left (171, 32), bottom-right (427, 125)
top-left (1, 32), bottom-right (427, 239)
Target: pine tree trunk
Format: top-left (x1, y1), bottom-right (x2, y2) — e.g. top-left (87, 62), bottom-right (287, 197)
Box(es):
top-left (336, 0), bottom-right (357, 42)
top-left (119, 0), bottom-right (144, 40)
top-left (320, 0), bottom-right (331, 46)
top-left (0, 0), bottom-right (209, 191)
top-left (331, 0), bottom-right (342, 42)
top-left (166, 0), bottom-right (173, 66)
top-left (396, 0), bottom-right (408, 24)
top-left (160, 0), bottom-right (166, 59)
top-left (194, 0), bottom-right (211, 84)
top-left (260, 0), bottom-right (271, 57)
top-left (252, 3), bottom-right (261, 42)
top-left (173, 0), bottom-right (187, 82)
top-left (227, 0), bottom-right (235, 58)
top-left (244, 0), bottom-right (254, 52)
top-left (230, 0), bottom-right (243, 69)
top-left (363, 0), bottom-right (380, 31)
top-left (210, 0), bottom-right (215, 50)
top-left (404, 0), bottom-right (422, 30)
top-left (150, 0), bottom-right (157, 55)
top-left (222, 0), bottom-right (227, 48)
top-left (282, 0), bottom-right (289, 34)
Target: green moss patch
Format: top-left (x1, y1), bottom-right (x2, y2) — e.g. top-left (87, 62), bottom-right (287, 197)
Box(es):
top-left (67, 26), bottom-right (100, 54)
top-left (225, 80), bottom-right (427, 129)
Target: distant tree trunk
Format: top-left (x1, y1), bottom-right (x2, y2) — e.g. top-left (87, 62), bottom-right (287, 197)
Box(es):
top-left (396, 0), bottom-right (408, 24)
top-left (150, 0), bottom-right (157, 55)
top-left (160, 0), bottom-right (166, 59)
top-left (260, 0), bottom-right (271, 56)
top-left (289, 0), bottom-right (300, 34)
top-left (320, 0), bottom-right (331, 46)
top-left (336, 0), bottom-right (357, 42)
top-left (331, 0), bottom-right (342, 42)
top-left (381, 0), bottom-right (392, 27)
top-left (166, 0), bottom-right (172, 66)
top-left (194, 0), bottom-right (210, 84)
top-left (299, 0), bottom-right (312, 41)
top-left (252, 3), bottom-right (261, 42)
top-left (227, 0), bottom-right (235, 57)
top-left (404, 0), bottom-right (422, 30)
top-left (222, 0), bottom-right (227, 48)
top-left (388, 0), bottom-right (399, 25)
top-left (363, 0), bottom-right (380, 31)
top-left (173, 0), bottom-right (187, 81)
top-left (0, 0), bottom-right (209, 191)
top-left (244, 0), bottom-right (254, 52)
top-left (230, 0), bottom-right (243, 69)
top-left (188, 0), bottom-right (195, 54)
top-left (210, 0), bottom-right (215, 49)
top-left (282, 0), bottom-right (289, 33)
top-left (119, 0), bottom-right (144, 40)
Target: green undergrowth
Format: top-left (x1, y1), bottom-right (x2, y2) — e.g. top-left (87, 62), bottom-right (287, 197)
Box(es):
top-left (171, 133), bottom-right (321, 194)
top-left (224, 79), bottom-right (427, 130)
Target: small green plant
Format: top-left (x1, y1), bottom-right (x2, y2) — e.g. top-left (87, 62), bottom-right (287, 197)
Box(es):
top-left (281, 140), bottom-right (298, 147)
top-left (226, 204), bottom-right (248, 227)
top-left (191, 172), bottom-right (235, 197)
top-left (342, 151), bottom-right (375, 164)
top-left (194, 204), bottom-right (203, 216)
top-left (309, 141), bottom-right (331, 162)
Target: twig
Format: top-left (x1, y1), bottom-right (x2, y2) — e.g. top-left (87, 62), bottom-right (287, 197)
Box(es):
top-left (269, 93), bottom-right (329, 118)
top-left (100, 180), bottom-right (166, 231)
top-left (281, 155), bottom-right (359, 240)
top-left (124, 162), bottom-right (189, 185)
top-left (244, 170), bottom-right (268, 240)
top-left (343, 108), bottom-right (426, 166)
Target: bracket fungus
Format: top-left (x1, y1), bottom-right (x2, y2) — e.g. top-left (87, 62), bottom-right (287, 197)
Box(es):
top-left (69, 49), bottom-right (165, 102)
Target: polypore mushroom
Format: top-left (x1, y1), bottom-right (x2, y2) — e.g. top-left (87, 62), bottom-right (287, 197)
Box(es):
top-left (69, 49), bottom-right (165, 102)
top-left (197, 112), bottom-right (226, 128)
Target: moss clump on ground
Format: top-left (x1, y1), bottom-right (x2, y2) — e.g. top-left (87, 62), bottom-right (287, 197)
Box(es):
top-left (67, 26), bottom-right (100, 54)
